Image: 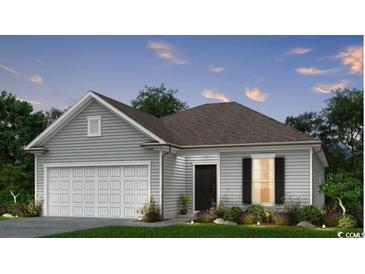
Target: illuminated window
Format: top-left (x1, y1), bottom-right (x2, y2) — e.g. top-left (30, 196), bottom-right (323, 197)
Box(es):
top-left (252, 157), bottom-right (275, 205)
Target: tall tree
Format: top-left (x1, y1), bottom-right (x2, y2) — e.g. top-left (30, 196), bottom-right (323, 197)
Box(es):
top-left (131, 84), bottom-right (188, 117)
top-left (0, 91), bottom-right (45, 168)
top-left (285, 88), bottom-right (363, 176)
top-left (324, 88), bottom-right (363, 175)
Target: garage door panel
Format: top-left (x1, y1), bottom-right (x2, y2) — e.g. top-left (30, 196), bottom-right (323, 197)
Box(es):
top-left (47, 164), bottom-right (149, 218)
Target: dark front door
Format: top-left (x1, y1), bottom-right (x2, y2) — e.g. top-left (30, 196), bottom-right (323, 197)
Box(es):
top-left (195, 165), bottom-right (217, 210)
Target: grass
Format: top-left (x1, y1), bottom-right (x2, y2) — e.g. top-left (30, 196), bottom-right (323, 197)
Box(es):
top-left (45, 223), bottom-right (364, 238)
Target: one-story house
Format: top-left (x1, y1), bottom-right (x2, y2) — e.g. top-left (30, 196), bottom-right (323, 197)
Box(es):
top-left (25, 91), bottom-right (328, 219)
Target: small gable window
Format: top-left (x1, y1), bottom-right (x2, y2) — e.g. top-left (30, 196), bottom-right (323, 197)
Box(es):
top-left (87, 116), bottom-right (101, 137)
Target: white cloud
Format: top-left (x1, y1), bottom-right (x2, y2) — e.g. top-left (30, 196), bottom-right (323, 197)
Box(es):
top-left (16, 97), bottom-right (42, 105)
top-left (208, 65), bottom-right (225, 73)
top-left (245, 87), bottom-right (268, 102)
top-left (0, 64), bottom-right (22, 76)
top-left (29, 74), bottom-right (43, 84)
top-left (286, 47), bottom-right (313, 55)
top-left (296, 67), bottom-right (339, 75)
top-left (312, 81), bottom-right (348, 93)
top-left (335, 46), bottom-right (363, 75)
top-left (201, 89), bottom-right (230, 102)
top-left (0, 63), bottom-right (43, 84)
top-left (148, 41), bottom-right (188, 65)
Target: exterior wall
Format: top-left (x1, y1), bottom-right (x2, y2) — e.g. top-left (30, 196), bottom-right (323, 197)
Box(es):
top-left (163, 152), bottom-right (186, 219)
top-left (312, 152), bottom-right (325, 207)
top-left (220, 149), bottom-right (311, 207)
top-left (36, 99), bottom-right (160, 207)
top-left (183, 153), bottom-right (219, 211)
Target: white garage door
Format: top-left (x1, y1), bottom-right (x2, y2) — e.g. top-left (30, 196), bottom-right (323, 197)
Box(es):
top-left (46, 164), bottom-right (149, 218)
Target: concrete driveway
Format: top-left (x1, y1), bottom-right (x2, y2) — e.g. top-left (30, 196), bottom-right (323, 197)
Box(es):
top-left (0, 216), bottom-right (191, 238)
top-left (0, 217), bottom-right (136, 238)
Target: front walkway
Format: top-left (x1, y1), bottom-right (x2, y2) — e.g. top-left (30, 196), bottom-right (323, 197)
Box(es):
top-left (0, 215), bottom-right (192, 238)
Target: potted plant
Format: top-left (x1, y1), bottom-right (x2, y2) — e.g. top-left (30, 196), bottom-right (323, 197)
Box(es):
top-left (179, 194), bottom-right (190, 215)
top-left (142, 198), bottom-right (160, 222)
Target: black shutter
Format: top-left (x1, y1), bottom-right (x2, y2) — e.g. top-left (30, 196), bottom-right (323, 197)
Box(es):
top-left (275, 157), bottom-right (285, 204)
top-left (242, 158), bottom-right (252, 204)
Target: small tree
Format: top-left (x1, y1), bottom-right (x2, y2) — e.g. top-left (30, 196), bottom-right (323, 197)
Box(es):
top-left (131, 84), bottom-right (188, 117)
top-left (321, 170), bottom-right (363, 215)
top-left (0, 164), bottom-right (32, 204)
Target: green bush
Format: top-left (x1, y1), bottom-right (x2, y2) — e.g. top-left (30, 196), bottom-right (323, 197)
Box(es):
top-left (323, 212), bottom-right (342, 227)
top-left (24, 200), bottom-right (42, 217)
top-left (245, 205), bottom-right (267, 222)
top-left (298, 205), bottom-right (323, 225)
top-left (272, 212), bottom-right (291, 226)
top-left (223, 207), bottom-right (242, 223)
top-left (284, 201), bottom-right (302, 224)
top-left (239, 212), bottom-right (256, 224)
top-left (210, 199), bottom-right (225, 218)
top-left (195, 210), bottom-right (215, 223)
top-left (7, 203), bottom-right (27, 217)
top-left (338, 215), bottom-right (357, 228)
top-left (0, 204), bottom-right (7, 215)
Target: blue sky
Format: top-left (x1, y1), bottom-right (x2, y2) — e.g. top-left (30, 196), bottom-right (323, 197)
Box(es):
top-left (0, 35), bottom-right (363, 121)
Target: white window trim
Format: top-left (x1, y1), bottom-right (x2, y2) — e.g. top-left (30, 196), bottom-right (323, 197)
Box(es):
top-left (87, 115), bottom-right (101, 137)
top-left (251, 155), bottom-right (276, 206)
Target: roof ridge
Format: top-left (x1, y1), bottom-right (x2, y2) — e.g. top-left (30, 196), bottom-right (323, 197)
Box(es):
top-left (162, 101), bottom-right (236, 119)
top-left (232, 101), bottom-right (316, 140)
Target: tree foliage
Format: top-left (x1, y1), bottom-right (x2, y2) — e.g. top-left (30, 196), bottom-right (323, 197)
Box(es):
top-left (131, 84), bottom-right (188, 117)
top-left (0, 164), bottom-right (32, 204)
top-left (285, 88), bottom-right (363, 177)
top-left (321, 171), bottom-right (363, 215)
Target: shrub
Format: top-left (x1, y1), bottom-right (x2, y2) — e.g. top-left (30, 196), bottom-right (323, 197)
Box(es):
top-left (24, 200), bottom-right (42, 217)
top-left (224, 207), bottom-right (242, 223)
top-left (210, 199), bottom-right (225, 218)
top-left (245, 205), bottom-right (267, 222)
top-left (179, 194), bottom-right (190, 214)
top-left (7, 203), bottom-right (27, 217)
top-left (323, 212), bottom-right (342, 227)
top-left (0, 205), bottom-right (7, 215)
top-left (284, 201), bottom-right (302, 224)
top-left (195, 210), bottom-right (215, 223)
top-left (338, 215), bottom-right (357, 229)
top-left (0, 191), bottom-right (33, 207)
top-left (142, 198), bottom-right (160, 214)
top-left (272, 212), bottom-right (291, 226)
top-left (298, 205), bottom-right (323, 225)
top-left (239, 212), bottom-right (256, 225)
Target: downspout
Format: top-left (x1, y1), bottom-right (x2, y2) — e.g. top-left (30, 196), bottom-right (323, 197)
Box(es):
top-left (161, 146), bottom-right (172, 220)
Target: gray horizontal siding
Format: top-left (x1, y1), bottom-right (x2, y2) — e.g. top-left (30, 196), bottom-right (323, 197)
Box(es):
top-left (220, 149), bottom-right (311, 207)
top-left (313, 152), bottom-right (325, 207)
top-left (36, 99), bottom-right (160, 206)
top-left (184, 154), bottom-right (219, 211)
top-left (163, 153), bottom-right (186, 218)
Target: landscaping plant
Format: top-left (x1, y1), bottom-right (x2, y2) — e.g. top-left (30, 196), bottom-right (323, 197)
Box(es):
top-left (272, 212), bottom-right (291, 226)
top-left (195, 210), bottom-right (215, 223)
top-left (239, 212), bottom-right (256, 225)
top-left (338, 215), bottom-right (357, 229)
top-left (142, 198), bottom-right (160, 222)
top-left (322, 212), bottom-right (342, 227)
top-left (284, 200), bottom-right (302, 224)
top-left (223, 206), bottom-right (242, 223)
top-left (210, 199), bottom-right (225, 218)
top-left (25, 200), bottom-right (42, 217)
top-left (179, 194), bottom-right (190, 215)
top-left (298, 205), bottom-right (323, 225)
top-left (245, 205), bottom-right (267, 222)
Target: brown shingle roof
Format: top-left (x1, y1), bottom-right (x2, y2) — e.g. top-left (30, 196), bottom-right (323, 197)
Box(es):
top-left (93, 92), bottom-right (316, 146)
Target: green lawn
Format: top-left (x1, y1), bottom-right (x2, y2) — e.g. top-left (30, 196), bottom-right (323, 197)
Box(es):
top-left (45, 223), bottom-right (363, 238)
